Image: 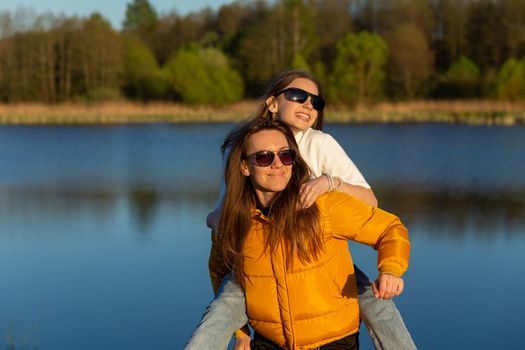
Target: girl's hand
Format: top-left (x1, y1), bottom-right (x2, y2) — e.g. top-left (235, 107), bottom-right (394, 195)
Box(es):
top-left (233, 333), bottom-right (251, 350)
top-left (300, 176), bottom-right (329, 208)
top-left (372, 273), bottom-right (404, 299)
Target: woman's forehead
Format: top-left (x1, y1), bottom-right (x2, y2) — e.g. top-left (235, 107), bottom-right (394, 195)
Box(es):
top-left (247, 129), bottom-right (288, 151)
top-left (285, 78), bottom-right (319, 95)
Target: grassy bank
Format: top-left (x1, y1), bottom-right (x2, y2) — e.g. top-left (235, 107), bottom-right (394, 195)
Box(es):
top-left (329, 100), bottom-right (525, 125)
top-left (1, 100), bottom-right (524, 125)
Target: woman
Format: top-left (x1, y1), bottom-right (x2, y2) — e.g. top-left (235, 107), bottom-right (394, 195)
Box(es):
top-left (210, 118), bottom-right (410, 349)
top-left (185, 70), bottom-right (415, 350)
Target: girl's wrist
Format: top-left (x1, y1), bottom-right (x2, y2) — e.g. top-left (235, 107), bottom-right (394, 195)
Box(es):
top-left (333, 176), bottom-right (342, 192)
top-left (323, 174), bottom-right (342, 192)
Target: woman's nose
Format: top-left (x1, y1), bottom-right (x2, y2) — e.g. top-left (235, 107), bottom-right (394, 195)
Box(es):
top-left (303, 96), bottom-right (313, 109)
top-left (270, 154), bottom-right (284, 168)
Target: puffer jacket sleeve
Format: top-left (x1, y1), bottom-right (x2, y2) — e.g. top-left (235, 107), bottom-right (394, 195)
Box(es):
top-left (326, 192), bottom-right (410, 277)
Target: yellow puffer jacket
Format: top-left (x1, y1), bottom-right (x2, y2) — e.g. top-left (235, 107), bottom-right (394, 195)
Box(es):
top-left (210, 192), bottom-right (410, 350)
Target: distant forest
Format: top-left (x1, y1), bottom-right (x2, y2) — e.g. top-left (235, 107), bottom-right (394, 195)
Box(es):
top-left (1, 0), bottom-right (525, 105)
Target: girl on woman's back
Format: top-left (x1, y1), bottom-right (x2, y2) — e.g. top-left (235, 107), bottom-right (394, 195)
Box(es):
top-left (186, 70), bottom-right (416, 350)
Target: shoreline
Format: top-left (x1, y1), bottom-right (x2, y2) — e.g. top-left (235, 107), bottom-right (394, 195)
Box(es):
top-left (1, 100), bottom-right (524, 126)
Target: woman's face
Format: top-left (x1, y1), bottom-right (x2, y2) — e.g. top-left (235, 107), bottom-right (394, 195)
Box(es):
top-left (268, 78), bottom-right (320, 133)
top-left (241, 129), bottom-right (293, 207)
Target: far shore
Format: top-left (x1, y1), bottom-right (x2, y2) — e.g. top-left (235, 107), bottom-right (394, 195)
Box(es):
top-left (1, 100), bottom-right (524, 126)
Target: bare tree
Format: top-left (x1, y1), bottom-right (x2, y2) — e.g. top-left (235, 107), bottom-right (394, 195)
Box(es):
top-left (386, 23), bottom-right (434, 98)
top-left (75, 14), bottom-right (122, 98)
top-left (436, 0), bottom-right (468, 67)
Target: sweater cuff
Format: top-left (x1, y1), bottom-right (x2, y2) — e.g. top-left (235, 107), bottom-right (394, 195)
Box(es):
top-left (379, 263), bottom-right (404, 277)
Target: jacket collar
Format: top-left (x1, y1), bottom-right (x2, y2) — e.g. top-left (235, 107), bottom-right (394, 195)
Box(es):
top-left (251, 207), bottom-right (270, 222)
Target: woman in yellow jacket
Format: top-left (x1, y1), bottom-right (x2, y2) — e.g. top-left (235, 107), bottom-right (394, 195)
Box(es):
top-left (210, 118), bottom-right (411, 350)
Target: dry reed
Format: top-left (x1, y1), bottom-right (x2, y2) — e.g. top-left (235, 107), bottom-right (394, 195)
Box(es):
top-left (1, 100), bottom-right (524, 125)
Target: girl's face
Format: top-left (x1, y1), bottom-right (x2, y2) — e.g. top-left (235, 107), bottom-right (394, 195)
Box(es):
top-left (240, 129), bottom-right (293, 207)
top-left (267, 78), bottom-right (320, 133)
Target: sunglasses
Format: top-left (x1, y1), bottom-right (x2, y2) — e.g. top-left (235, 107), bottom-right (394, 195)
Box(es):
top-left (244, 149), bottom-right (296, 167)
top-left (274, 87), bottom-right (325, 112)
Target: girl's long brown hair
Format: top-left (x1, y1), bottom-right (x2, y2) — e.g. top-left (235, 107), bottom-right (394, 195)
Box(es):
top-left (217, 119), bottom-right (323, 288)
top-left (222, 69), bottom-right (324, 154)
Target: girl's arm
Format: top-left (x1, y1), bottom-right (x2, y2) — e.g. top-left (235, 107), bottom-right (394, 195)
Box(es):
top-left (300, 131), bottom-right (377, 207)
top-left (339, 181), bottom-right (377, 206)
top-left (300, 176), bottom-right (377, 208)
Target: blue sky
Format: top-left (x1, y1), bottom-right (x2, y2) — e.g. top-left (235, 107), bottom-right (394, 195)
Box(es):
top-left (0, 0), bottom-right (235, 29)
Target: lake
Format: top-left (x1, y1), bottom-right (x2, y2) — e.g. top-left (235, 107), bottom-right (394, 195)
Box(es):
top-left (1, 123), bottom-right (524, 350)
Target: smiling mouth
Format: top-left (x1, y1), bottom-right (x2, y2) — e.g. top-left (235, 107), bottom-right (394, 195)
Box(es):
top-left (268, 171), bottom-right (287, 177)
top-left (296, 112), bottom-right (310, 122)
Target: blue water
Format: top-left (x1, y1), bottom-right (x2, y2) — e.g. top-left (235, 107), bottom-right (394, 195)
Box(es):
top-left (0, 123), bottom-right (524, 349)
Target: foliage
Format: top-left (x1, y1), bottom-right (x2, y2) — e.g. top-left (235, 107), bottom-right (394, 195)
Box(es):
top-left (329, 31), bottom-right (388, 105)
top-left (122, 35), bottom-right (165, 100)
top-left (163, 47), bottom-right (243, 105)
top-left (312, 60), bottom-right (327, 92)
top-left (123, 0), bottom-right (157, 32)
top-left (1, 0), bottom-right (525, 104)
top-left (494, 57), bottom-right (525, 100)
top-left (433, 56), bottom-right (481, 98)
top-left (291, 53), bottom-right (311, 71)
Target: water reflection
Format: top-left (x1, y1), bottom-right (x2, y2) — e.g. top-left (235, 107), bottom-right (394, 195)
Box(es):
top-left (1, 124), bottom-right (524, 350)
top-left (2, 183), bottom-right (524, 240)
top-left (377, 184), bottom-right (525, 240)
top-left (129, 189), bottom-right (159, 233)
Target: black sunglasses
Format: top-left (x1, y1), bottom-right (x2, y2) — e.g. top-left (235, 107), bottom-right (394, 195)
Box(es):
top-left (244, 149), bottom-right (296, 167)
top-left (273, 87), bottom-right (325, 112)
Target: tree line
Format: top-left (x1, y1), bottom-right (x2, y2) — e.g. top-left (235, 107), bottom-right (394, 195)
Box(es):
top-left (1, 0), bottom-right (525, 105)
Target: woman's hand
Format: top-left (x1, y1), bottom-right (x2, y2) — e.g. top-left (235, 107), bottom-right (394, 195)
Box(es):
top-left (300, 176), bottom-right (330, 208)
top-left (233, 333), bottom-right (251, 350)
top-left (372, 273), bottom-right (404, 299)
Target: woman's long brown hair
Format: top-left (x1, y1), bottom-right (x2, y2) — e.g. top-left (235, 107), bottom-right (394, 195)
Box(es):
top-left (222, 69), bottom-right (324, 154)
top-left (217, 119), bottom-right (323, 288)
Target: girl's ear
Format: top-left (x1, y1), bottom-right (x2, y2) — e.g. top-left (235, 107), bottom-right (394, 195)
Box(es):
top-left (240, 160), bottom-right (250, 176)
top-left (266, 96), bottom-right (279, 115)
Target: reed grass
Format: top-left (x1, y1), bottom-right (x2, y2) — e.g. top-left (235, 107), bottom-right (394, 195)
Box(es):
top-left (0, 101), bottom-right (257, 125)
top-left (1, 100), bottom-right (524, 125)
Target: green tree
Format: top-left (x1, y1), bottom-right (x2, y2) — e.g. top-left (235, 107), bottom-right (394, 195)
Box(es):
top-left (163, 47), bottom-right (243, 105)
top-left (123, 0), bottom-right (157, 32)
top-left (122, 35), bottom-right (165, 100)
top-left (291, 53), bottom-right (311, 71)
top-left (386, 23), bottom-right (434, 99)
top-left (433, 56), bottom-right (480, 98)
top-left (329, 32), bottom-right (388, 105)
top-left (494, 57), bottom-right (525, 100)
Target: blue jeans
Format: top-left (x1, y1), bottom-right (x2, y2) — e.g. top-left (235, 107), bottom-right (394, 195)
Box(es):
top-left (184, 267), bottom-right (416, 350)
